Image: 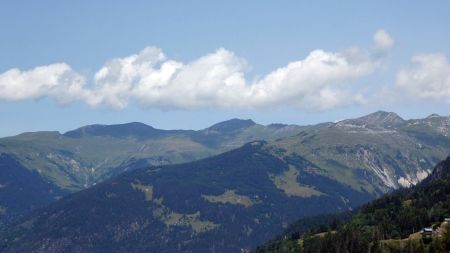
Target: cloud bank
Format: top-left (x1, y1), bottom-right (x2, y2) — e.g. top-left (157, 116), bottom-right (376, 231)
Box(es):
top-left (0, 30), bottom-right (395, 111)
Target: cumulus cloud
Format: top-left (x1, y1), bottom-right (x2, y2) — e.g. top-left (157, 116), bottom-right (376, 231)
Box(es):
top-left (0, 30), bottom-right (393, 111)
top-left (88, 47), bottom-right (376, 110)
top-left (373, 29), bottom-right (395, 52)
top-left (396, 53), bottom-right (450, 102)
top-left (0, 63), bottom-right (87, 103)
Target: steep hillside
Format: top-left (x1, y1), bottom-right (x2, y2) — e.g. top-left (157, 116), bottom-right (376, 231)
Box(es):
top-left (0, 141), bottom-right (373, 253)
top-left (0, 154), bottom-right (67, 228)
top-left (254, 156), bottom-right (450, 253)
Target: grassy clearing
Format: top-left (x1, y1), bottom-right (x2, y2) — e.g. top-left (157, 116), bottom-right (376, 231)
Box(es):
top-left (131, 182), bottom-right (219, 234)
top-left (131, 182), bottom-right (153, 201)
top-left (153, 207), bottom-right (220, 234)
top-left (270, 166), bottom-right (323, 197)
top-left (202, 190), bottom-right (259, 207)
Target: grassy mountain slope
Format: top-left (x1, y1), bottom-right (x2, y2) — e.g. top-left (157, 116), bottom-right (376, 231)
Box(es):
top-left (273, 112), bottom-right (450, 194)
top-left (0, 141), bottom-right (373, 253)
top-left (254, 155), bottom-right (450, 253)
top-left (0, 120), bottom-right (307, 192)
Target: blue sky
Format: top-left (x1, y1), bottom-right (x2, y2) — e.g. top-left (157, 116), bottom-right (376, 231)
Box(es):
top-left (1, 1), bottom-right (450, 136)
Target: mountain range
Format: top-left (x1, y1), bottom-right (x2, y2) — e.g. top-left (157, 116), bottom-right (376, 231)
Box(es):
top-left (0, 118), bottom-right (307, 227)
top-left (1, 111), bottom-right (450, 252)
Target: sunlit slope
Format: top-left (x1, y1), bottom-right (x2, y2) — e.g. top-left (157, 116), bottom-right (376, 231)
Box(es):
top-left (273, 111), bottom-right (450, 194)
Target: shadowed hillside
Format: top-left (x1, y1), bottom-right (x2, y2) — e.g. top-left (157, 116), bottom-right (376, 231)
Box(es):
top-left (0, 141), bottom-right (373, 253)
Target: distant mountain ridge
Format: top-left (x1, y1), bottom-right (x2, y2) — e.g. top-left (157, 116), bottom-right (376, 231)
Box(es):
top-left (337, 111), bottom-right (406, 128)
top-left (1, 118), bottom-right (307, 190)
top-left (206, 119), bottom-right (256, 132)
top-left (2, 112), bottom-right (450, 230)
top-left (63, 122), bottom-right (174, 139)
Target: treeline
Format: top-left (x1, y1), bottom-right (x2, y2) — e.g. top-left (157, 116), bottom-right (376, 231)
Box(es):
top-left (254, 157), bottom-right (450, 253)
top-left (255, 223), bottom-right (450, 253)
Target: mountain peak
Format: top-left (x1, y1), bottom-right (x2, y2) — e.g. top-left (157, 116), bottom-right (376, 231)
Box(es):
top-left (359, 111), bottom-right (404, 124)
top-left (337, 111), bottom-right (405, 128)
top-left (267, 123), bottom-right (288, 128)
top-left (426, 113), bottom-right (442, 119)
top-left (63, 122), bottom-right (162, 139)
top-left (206, 119), bottom-right (256, 132)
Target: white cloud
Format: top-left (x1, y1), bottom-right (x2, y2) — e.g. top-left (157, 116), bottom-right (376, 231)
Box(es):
top-left (0, 30), bottom-right (392, 111)
top-left (87, 47), bottom-right (376, 110)
top-left (0, 63), bottom-right (87, 103)
top-left (90, 47), bottom-right (168, 109)
top-left (396, 53), bottom-right (450, 102)
top-left (373, 29), bottom-right (395, 52)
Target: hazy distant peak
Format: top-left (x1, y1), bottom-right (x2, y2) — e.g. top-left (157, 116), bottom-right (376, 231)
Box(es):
top-left (267, 123), bottom-right (289, 128)
top-left (63, 122), bottom-right (164, 138)
top-left (337, 111), bottom-right (405, 129)
top-left (15, 131), bottom-right (61, 138)
top-left (206, 119), bottom-right (256, 132)
top-left (359, 111), bottom-right (404, 124)
top-left (426, 113), bottom-right (442, 118)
